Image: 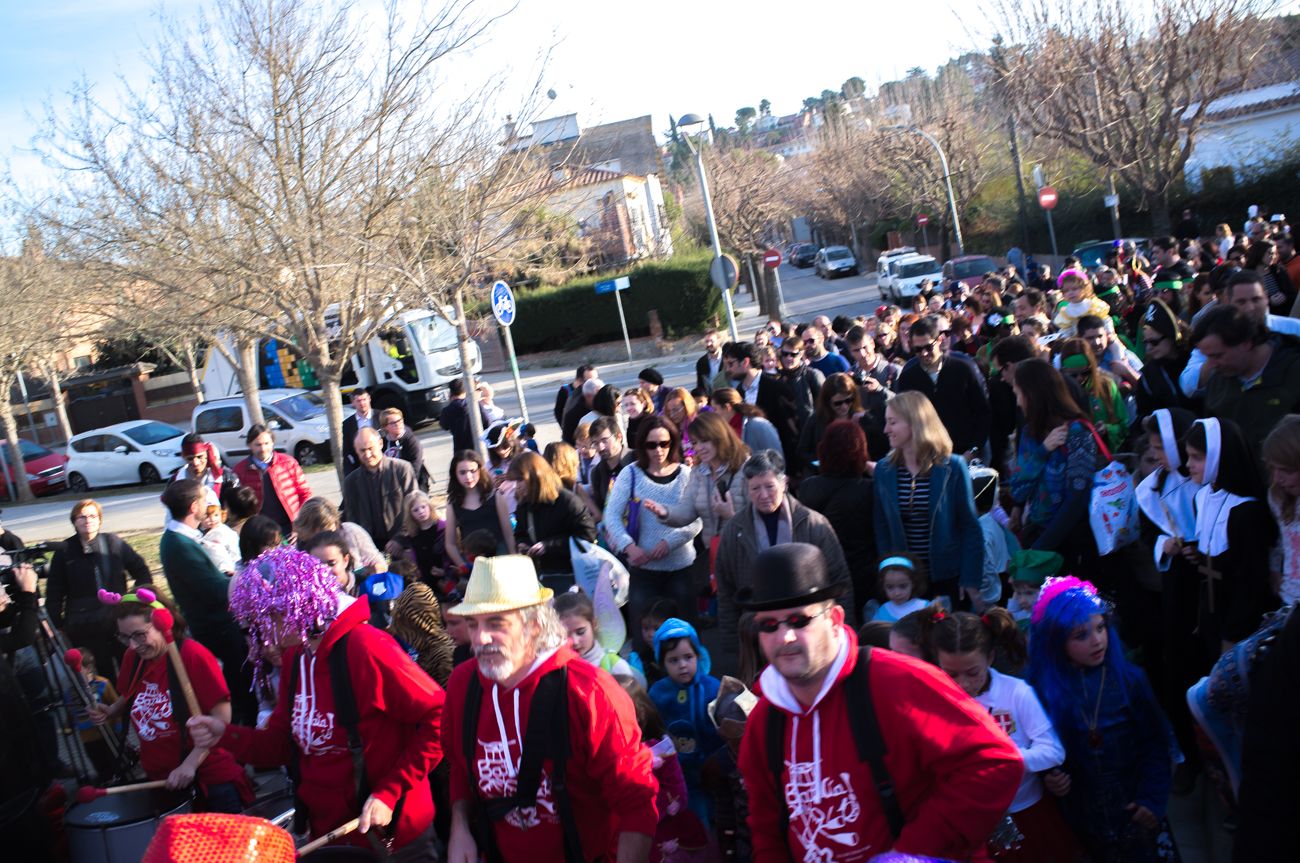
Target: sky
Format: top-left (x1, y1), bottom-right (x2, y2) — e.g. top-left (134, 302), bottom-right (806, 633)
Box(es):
top-left (0, 0), bottom-right (988, 195)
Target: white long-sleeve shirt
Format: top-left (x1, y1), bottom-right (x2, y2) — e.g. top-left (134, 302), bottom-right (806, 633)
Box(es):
top-left (975, 668), bottom-right (1066, 812)
top-left (603, 464), bottom-right (701, 572)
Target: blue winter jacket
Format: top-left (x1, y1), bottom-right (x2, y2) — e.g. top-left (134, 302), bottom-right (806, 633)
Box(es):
top-left (872, 454), bottom-right (984, 589)
top-left (648, 618), bottom-right (724, 784)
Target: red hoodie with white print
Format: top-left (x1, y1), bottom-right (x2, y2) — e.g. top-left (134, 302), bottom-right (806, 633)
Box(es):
top-left (221, 596), bottom-right (445, 849)
top-left (442, 644), bottom-right (660, 861)
top-left (739, 627), bottom-right (1023, 863)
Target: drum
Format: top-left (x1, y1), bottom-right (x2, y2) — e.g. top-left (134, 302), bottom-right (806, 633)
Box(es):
top-left (241, 792), bottom-right (295, 831)
top-left (249, 768), bottom-right (292, 803)
top-left (67, 788), bottom-right (192, 863)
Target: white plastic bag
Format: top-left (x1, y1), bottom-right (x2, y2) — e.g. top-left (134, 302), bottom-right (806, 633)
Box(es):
top-left (1084, 424), bottom-right (1139, 555)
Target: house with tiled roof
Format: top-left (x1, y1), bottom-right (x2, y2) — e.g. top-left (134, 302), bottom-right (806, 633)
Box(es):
top-left (505, 114), bottom-right (672, 264)
top-left (1184, 49), bottom-right (1300, 187)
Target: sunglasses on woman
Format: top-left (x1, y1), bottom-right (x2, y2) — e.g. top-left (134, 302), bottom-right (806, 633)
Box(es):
top-left (831, 397), bottom-right (853, 407)
top-left (644, 440), bottom-right (672, 450)
top-left (754, 607), bottom-right (831, 633)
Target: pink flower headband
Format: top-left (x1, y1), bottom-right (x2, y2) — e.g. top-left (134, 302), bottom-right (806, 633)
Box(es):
top-left (1030, 575), bottom-right (1099, 624)
top-left (98, 587), bottom-right (164, 609)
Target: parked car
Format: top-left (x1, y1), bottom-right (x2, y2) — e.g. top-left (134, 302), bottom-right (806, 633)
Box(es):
top-left (192, 388), bottom-right (346, 467)
top-left (815, 245), bottom-right (860, 278)
top-left (790, 243), bottom-right (819, 268)
top-left (1071, 238), bottom-right (1151, 271)
top-left (0, 439), bottom-right (68, 500)
top-left (942, 255), bottom-right (999, 289)
top-left (66, 420), bottom-right (188, 491)
top-left (880, 254), bottom-right (944, 302)
top-left (875, 246), bottom-right (919, 289)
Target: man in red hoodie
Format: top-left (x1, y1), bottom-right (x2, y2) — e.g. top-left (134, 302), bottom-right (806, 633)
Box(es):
top-left (188, 546), bottom-right (445, 860)
top-left (443, 554), bottom-right (659, 863)
top-left (738, 543), bottom-right (1023, 862)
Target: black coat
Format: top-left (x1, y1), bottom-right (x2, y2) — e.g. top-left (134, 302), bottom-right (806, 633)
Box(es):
top-left (342, 411), bottom-right (379, 475)
top-left (438, 397), bottom-right (484, 456)
top-left (895, 353), bottom-right (991, 455)
top-left (385, 426), bottom-right (430, 492)
top-left (46, 533), bottom-right (153, 627)
top-left (696, 352), bottom-right (723, 394)
top-left (748, 374), bottom-right (799, 464)
top-left (514, 489), bottom-right (597, 575)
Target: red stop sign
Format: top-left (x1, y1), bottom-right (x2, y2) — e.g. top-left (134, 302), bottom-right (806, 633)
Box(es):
top-left (1038, 186), bottom-right (1058, 210)
top-left (763, 248), bottom-right (782, 269)
top-left (916, 214), bottom-right (929, 226)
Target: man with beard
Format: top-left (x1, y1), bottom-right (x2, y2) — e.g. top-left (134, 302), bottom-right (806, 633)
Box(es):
top-left (442, 555), bottom-right (658, 863)
top-left (737, 544), bottom-right (1023, 862)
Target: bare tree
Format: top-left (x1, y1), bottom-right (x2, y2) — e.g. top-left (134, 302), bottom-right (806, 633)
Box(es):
top-left (986, 0), bottom-right (1273, 234)
top-left (0, 253), bottom-right (61, 501)
top-left (35, 0), bottom-right (511, 482)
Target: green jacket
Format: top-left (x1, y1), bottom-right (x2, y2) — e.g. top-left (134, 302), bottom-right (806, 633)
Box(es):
top-left (1204, 335), bottom-right (1300, 458)
top-left (159, 528), bottom-right (241, 644)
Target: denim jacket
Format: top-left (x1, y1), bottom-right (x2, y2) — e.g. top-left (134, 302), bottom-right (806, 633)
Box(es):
top-left (873, 454), bottom-right (984, 588)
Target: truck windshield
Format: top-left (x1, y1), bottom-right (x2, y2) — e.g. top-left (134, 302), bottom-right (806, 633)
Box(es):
top-left (271, 392), bottom-right (327, 421)
top-left (408, 315), bottom-right (460, 354)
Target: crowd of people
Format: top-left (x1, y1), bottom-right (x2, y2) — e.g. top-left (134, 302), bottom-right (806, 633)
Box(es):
top-left (4, 213), bottom-right (1300, 862)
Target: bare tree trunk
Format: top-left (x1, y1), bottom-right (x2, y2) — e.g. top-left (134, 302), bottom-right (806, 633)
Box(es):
top-left (453, 288), bottom-right (486, 459)
top-left (0, 399), bottom-right (34, 502)
top-left (317, 371), bottom-right (348, 486)
top-left (235, 336), bottom-right (265, 425)
top-left (39, 359), bottom-right (75, 443)
top-left (183, 342), bottom-right (204, 404)
top-left (1150, 191), bottom-right (1173, 237)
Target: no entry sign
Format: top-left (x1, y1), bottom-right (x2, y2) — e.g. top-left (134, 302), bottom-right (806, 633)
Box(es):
top-left (1038, 186), bottom-right (1059, 210)
top-left (763, 248), bottom-right (782, 269)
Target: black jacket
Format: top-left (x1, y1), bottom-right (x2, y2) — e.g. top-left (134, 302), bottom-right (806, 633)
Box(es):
top-left (553, 384), bottom-right (577, 426)
top-left (895, 353), bottom-right (991, 455)
top-left (696, 352), bottom-right (724, 394)
top-left (778, 366), bottom-right (824, 429)
top-left (385, 426), bottom-right (430, 492)
top-left (744, 373), bottom-right (799, 463)
top-left (46, 533), bottom-right (153, 627)
top-left (438, 397), bottom-right (484, 456)
top-left (514, 489), bottom-right (597, 575)
top-left (342, 411), bottom-right (379, 475)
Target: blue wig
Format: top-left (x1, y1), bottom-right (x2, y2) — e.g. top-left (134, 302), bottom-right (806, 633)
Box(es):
top-left (1026, 582), bottom-right (1146, 735)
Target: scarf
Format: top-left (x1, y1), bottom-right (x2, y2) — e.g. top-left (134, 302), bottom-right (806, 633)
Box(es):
top-left (752, 497), bottom-right (793, 551)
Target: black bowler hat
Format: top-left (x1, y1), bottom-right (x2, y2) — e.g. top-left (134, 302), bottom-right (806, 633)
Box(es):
top-left (736, 543), bottom-right (845, 611)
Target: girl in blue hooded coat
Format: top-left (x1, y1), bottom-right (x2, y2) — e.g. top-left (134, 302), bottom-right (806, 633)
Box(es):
top-left (649, 617), bottom-right (723, 823)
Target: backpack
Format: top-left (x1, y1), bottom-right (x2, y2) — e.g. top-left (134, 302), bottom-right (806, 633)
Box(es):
top-left (463, 667), bottom-right (585, 863)
top-left (763, 647), bottom-right (905, 847)
top-left (288, 633), bottom-right (404, 846)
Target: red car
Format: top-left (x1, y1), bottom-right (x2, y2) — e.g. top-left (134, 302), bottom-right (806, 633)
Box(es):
top-left (0, 439), bottom-right (68, 500)
top-left (943, 255), bottom-right (999, 289)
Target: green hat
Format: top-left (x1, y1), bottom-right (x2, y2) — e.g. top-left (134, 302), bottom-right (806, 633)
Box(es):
top-left (1009, 549), bottom-right (1063, 586)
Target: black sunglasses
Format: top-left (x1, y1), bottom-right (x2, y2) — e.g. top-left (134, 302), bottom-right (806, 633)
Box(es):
top-left (780, 351), bottom-right (801, 358)
top-left (832, 397), bottom-right (853, 407)
top-left (644, 440), bottom-right (672, 450)
top-left (755, 608), bottom-right (831, 634)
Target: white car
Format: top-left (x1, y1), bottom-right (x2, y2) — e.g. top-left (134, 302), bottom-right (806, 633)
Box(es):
top-left (66, 420), bottom-right (188, 491)
top-left (192, 388), bottom-right (343, 466)
top-left (882, 254), bottom-right (944, 301)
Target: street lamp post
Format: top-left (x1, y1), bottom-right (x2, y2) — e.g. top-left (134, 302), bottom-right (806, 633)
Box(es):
top-left (886, 124), bottom-right (965, 256)
top-left (678, 113), bottom-right (740, 342)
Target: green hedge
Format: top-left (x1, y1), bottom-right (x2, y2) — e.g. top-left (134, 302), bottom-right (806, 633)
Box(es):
top-left (508, 252), bottom-right (723, 354)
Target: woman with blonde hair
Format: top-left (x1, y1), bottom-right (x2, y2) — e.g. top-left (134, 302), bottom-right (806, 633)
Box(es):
top-left (662, 387), bottom-right (698, 456)
top-left (872, 391), bottom-right (983, 605)
top-left (386, 490), bottom-right (447, 588)
top-left (1263, 414), bottom-right (1300, 605)
top-left (506, 451), bottom-right (596, 591)
top-left (644, 410), bottom-right (751, 550)
top-left (621, 388), bottom-right (654, 447)
top-left (544, 441), bottom-right (581, 492)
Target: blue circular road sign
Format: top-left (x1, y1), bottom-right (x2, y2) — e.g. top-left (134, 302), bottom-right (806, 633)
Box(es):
top-left (491, 280), bottom-right (516, 327)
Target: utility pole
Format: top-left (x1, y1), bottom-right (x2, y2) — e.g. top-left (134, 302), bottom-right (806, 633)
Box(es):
top-left (1007, 116), bottom-right (1032, 252)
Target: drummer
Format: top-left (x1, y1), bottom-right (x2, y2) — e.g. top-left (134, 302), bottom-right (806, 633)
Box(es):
top-left (188, 546), bottom-right (445, 860)
top-left (88, 588), bottom-right (252, 813)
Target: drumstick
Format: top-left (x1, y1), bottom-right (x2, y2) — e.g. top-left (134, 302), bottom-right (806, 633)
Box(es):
top-left (149, 609), bottom-right (203, 718)
top-left (75, 779), bottom-right (170, 803)
top-left (150, 607), bottom-right (211, 769)
top-left (297, 818), bottom-right (362, 856)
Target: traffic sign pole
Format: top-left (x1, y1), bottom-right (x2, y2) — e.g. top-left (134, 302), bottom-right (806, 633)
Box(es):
top-left (762, 248), bottom-right (786, 320)
top-left (490, 280), bottom-right (529, 424)
top-left (595, 276), bottom-right (633, 361)
top-left (614, 288), bottom-right (632, 361)
top-left (502, 325), bottom-right (529, 424)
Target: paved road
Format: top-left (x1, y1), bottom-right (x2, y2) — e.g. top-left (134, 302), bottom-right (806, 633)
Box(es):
top-left (4, 264), bottom-right (883, 542)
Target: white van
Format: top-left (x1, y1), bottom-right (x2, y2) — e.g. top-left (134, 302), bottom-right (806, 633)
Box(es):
top-left (192, 389), bottom-right (348, 466)
top-left (881, 254), bottom-right (944, 302)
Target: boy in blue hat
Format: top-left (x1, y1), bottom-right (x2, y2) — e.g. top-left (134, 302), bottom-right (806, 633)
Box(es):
top-left (649, 617), bottom-right (723, 822)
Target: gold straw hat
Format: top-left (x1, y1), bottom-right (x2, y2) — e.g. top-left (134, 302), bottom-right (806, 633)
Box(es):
top-left (449, 555), bottom-right (552, 616)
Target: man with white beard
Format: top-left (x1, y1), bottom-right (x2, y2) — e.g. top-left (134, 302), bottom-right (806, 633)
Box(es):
top-left (442, 555), bottom-right (658, 863)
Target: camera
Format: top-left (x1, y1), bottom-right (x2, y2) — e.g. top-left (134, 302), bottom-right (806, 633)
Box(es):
top-left (0, 543), bottom-right (55, 597)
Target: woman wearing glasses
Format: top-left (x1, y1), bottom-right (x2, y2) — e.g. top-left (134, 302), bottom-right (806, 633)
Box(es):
top-left (795, 373), bottom-right (888, 473)
top-left (88, 589), bottom-right (251, 812)
top-left (604, 415), bottom-right (702, 652)
top-left (47, 499), bottom-right (153, 678)
top-left (1135, 299), bottom-right (1194, 417)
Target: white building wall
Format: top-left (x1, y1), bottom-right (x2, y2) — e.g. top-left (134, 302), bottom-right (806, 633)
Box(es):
top-left (1184, 100), bottom-right (1300, 188)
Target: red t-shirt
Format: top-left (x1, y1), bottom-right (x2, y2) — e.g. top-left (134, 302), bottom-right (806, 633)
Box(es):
top-left (117, 638), bottom-right (248, 792)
